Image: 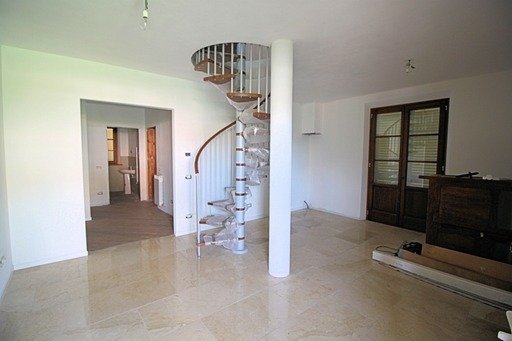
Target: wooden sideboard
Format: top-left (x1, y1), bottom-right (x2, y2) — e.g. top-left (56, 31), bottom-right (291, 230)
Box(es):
top-left (423, 175), bottom-right (512, 264)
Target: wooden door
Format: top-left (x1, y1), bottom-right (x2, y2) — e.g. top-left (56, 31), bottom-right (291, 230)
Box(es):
top-left (367, 99), bottom-right (449, 231)
top-left (147, 127), bottom-right (156, 201)
top-left (367, 106), bottom-right (403, 226)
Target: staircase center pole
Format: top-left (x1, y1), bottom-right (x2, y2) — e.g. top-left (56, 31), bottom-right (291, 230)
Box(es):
top-left (233, 109), bottom-right (248, 254)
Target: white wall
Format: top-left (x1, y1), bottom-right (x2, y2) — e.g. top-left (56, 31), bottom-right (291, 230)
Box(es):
top-left (85, 101), bottom-right (146, 206)
top-left (0, 48), bottom-right (13, 301)
top-left (145, 108), bottom-right (173, 215)
top-left (1, 46), bottom-right (232, 269)
top-left (305, 70), bottom-right (512, 220)
top-left (291, 102), bottom-right (311, 211)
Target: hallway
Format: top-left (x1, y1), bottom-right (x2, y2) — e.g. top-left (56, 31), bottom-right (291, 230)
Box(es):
top-left (86, 195), bottom-right (173, 251)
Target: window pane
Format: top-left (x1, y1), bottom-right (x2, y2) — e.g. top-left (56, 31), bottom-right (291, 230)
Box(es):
top-left (409, 108), bottom-right (440, 135)
top-left (407, 162), bottom-right (437, 188)
top-left (107, 140), bottom-right (114, 150)
top-left (108, 150), bottom-right (114, 162)
top-left (408, 135), bottom-right (438, 162)
top-left (376, 112), bottom-right (401, 136)
top-left (107, 128), bottom-right (114, 139)
top-left (374, 161), bottom-right (399, 185)
top-left (375, 137), bottom-right (400, 160)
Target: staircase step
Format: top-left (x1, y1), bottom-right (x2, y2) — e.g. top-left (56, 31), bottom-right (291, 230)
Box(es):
top-left (227, 92), bottom-right (262, 103)
top-left (239, 110), bottom-right (270, 125)
top-left (199, 230), bottom-right (237, 249)
top-left (208, 199), bottom-right (235, 213)
top-left (195, 59), bottom-right (239, 75)
top-left (199, 214), bottom-right (233, 228)
top-left (243, 126), bottom-right (270, 144)
top-left (194, 59), bottom-right (215, 73)
top-left (253, 112), bottom-right (270, 121)
top-left (246, 147), bottom-right (270, 161)
top-left (204, 73), bottom-right (236, 85)
top-left (208, 198), bottom-right (234, 206)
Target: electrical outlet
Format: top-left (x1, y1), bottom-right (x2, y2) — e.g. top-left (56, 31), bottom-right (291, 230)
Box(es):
top-left (0, 256), bottom-right (6, 268)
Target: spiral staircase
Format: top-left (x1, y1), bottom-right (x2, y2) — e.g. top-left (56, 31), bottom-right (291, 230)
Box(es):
top-left (191, 42), bottom-right (271, 257)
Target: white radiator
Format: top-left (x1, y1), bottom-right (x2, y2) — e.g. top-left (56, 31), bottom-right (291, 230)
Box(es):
top-left (154, 175), bottom-right (164, 206)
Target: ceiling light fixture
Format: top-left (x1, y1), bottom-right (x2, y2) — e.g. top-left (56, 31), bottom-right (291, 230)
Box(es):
top-left (405, 59), bottom-right (415, 74)
top-left (140, 0), bottom-right (150, 30)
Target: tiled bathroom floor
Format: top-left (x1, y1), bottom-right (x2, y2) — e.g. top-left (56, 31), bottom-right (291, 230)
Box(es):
top-left (1, 210), bottom-right (508, 340)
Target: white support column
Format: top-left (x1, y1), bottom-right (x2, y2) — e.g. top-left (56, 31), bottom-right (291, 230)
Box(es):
top-left (269, 39), bottom-right (293, 277)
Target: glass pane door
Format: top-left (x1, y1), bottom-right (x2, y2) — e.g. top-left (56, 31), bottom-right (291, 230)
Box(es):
top-left (406, 108), bottom-right (441, 188)
top-left (374, 112), bottom-right (401, 185)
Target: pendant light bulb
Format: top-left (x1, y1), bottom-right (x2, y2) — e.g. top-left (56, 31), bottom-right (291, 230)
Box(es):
top-left (140, 1), bottom-right (150, 30)
top-left (405, 59), bottom-right (415, 74)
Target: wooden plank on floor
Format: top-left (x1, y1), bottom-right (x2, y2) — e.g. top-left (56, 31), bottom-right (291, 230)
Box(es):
top-left (422, 243), bottom-right (512, 283)
top-left (399, 249), bottom-right (512, 292)
top-left (372, 250), bottom-right (512, 310)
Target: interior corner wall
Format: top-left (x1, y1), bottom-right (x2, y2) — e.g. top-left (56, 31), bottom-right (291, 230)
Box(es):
top-left (0, 46), bottom-right (14, 301)
top-left (145, 108), bottom-right (173, 215)
top-left (291, 102), bottom-right (311, 211)
top-left (308, 69), bottom-right (512, 220)
top-left (1, 46), bottom-right (232, 269)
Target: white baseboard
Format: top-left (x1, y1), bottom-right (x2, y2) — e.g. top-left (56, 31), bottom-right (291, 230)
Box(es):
top-left (308, 206), bottom-right (364, 220)
top-left (372, 250), bottom-right (512, 309)
top-left (13, 251), bottom-right (89, 270)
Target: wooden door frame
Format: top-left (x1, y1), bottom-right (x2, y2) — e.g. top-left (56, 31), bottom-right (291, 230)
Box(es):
top-left (367, 98), bottom-right (449, 230)
top-left (147, 127), bottom-right (157, 202)
top-left (367, 104), bottom-right (404, 226)
top-left (399, 99), bottom-right (449, 228)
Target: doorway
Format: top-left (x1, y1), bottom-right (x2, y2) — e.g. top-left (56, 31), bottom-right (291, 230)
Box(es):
top-left (81, 100), bottom-right (174, 251)
top-left (108, 127), bottom-right (140, 203)
top-left (367, 99), bottom-right (449, 231)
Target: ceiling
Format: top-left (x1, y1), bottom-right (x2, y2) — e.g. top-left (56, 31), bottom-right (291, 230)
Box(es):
top-left (1, 0), bottom-right (511, 103)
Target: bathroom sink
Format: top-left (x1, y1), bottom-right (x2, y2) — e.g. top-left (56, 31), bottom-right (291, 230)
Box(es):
top-left (119, 169), bottom-right (136, 175)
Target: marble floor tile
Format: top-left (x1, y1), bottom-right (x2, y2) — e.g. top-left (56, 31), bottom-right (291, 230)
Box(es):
top-left (1, 209), bottom-right (508, 340)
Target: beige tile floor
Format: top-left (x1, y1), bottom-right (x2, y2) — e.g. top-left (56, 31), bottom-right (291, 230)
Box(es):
top-left (0, 209), bottom-right (509, 340)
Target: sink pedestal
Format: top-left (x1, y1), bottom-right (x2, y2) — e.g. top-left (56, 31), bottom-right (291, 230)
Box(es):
top-left (118, 169), bottom-right (136, 195)
top-left (123, 173), bottom-right (131, 194)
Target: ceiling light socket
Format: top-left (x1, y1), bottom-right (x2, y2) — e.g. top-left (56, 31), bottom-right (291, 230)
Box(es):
top-left (405, 59), bottom-right (416, 74)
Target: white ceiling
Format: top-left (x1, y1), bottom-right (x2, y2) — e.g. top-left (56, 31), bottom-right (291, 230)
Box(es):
top-left (1, 0), bottom-right (511, 103)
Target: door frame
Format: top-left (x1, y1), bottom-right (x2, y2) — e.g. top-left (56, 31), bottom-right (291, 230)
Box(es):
top-left (147, 126), bottom-right (157, 202)
top-left (367, 98), bottom-right (449, 231)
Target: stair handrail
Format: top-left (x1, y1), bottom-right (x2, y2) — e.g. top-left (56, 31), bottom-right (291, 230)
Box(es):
top-left (194, 121), bottom-right (236, 175)
top-left (194, 94), bottom-right (270, 175)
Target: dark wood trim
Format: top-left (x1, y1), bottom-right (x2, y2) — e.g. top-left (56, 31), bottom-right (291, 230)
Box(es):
top-left (107, 127), bottom-right (119, 165)
top-left (367, 98), bottom-right (450, 231)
